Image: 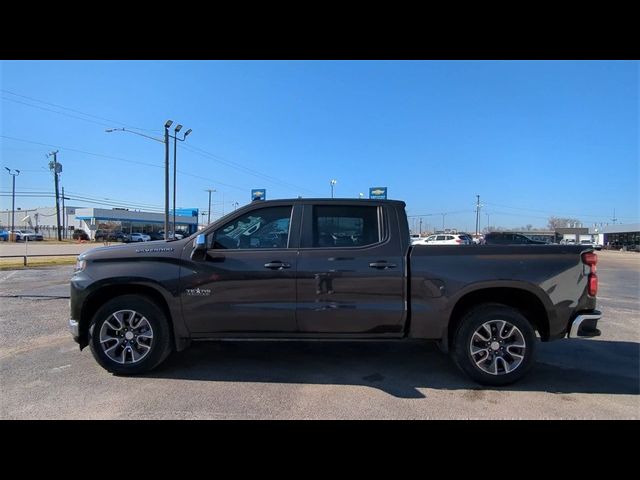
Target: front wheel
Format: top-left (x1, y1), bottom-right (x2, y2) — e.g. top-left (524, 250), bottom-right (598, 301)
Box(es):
top-left (88, 295), bottom-right (172, 375)
top-left (452, 304), bottom-right (537, 386)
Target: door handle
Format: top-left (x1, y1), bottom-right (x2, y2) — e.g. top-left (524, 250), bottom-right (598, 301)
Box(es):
top-left (264, 261), bottom-right (291, 270)
top-left (369, 261), bottom-right (397, 269)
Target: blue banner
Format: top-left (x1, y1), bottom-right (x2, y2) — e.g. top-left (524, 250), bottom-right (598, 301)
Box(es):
top-left (251, 189), bottom-right (266, 201)
top-left (369, 187), bottom-right (387, 199)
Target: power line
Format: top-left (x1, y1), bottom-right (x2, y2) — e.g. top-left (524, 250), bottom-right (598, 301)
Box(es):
top-left (3, 90), bottom-right (322, 197)
top-left (484, 201), bottom-right (637, 221)
top-left (182, 143), bottom-right (321, 196)
top-left (1, 135), bottom-right (164, 169)
top-left (0, 191), bottom-right (166, 212)
top-left (1, 135), bottom-right (258, 194)
top-left (1, 89), bottom-right (160, 133)
top-left (2, 96), bottom-right (116, 129)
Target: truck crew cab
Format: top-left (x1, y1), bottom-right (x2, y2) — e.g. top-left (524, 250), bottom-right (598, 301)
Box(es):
top-left (69, 199), bottom-right (601, 385)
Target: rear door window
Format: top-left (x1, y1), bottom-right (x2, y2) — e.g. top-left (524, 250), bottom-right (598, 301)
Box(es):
top-left (312, 205), bottom-right (380, 248)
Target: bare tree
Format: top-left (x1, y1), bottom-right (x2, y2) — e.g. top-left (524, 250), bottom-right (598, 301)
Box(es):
top-left (548, 216), bottom-right (581, 230)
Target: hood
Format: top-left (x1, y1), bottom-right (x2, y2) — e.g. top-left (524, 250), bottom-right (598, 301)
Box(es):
top-left (78, 239), bottom-right (188, 261)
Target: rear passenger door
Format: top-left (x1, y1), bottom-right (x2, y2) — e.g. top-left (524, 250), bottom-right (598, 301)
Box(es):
top-left (296, 203), bottom-right (405, 335)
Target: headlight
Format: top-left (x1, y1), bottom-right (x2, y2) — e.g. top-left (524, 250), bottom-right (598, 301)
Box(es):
top-left (74, 258), bottom-right (86, 272)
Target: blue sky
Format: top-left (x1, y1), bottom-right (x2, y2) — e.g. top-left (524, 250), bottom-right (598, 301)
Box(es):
top-left (1, 60), bottom-right (638, 232)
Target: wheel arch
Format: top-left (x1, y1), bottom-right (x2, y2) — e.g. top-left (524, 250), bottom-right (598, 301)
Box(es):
top-left (79, 282), bottom-right (187, 352)
top-left (445, 286), bottom-right (550, 352)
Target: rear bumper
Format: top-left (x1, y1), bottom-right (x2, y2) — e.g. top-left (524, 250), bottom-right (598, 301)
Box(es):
top-left (568, 310), bottom-right (601, 338)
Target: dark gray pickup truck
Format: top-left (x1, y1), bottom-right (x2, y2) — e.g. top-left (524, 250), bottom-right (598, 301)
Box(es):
top-left (69, 199), bottom-right (601, 385)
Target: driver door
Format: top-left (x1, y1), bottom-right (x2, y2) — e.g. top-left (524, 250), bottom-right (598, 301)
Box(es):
top-left (181, 204), bottom-right (299, 334)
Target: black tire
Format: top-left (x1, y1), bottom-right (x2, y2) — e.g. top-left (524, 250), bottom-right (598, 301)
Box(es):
top-left (88, 295), bottom-right (172, 375)
top-left (452, 303), bottom-right (537, 386)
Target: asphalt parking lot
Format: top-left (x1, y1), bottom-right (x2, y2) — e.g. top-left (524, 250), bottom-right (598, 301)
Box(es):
top-left (1, 250), bottom-right (638, 419)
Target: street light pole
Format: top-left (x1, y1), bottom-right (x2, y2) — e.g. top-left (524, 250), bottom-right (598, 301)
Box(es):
top-left (171, 125), bottom-right (192, 238)
top-left (475, 194), bottom-right (481, 236)
top-left (105, 125), bottom-right (169, 239)
top-left (205, 189), bottom-right (216, 224)
top-left (4, 168), bottom-right (20, 237)
top-left (330, 179), bottom-right (337, 198)
top-left (164, 120), bottom-right (172, 240)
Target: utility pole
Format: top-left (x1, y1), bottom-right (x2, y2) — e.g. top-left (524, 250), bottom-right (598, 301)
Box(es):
top-left (330, 179), bottom-right (337, 198)
top-left (205, 189), bottom-right (216, 224)
top-left (441, 213), bottom-right (446, 231)
top-left (612, 208), bottom-right (617, 225)
top-left (486, 213), bottom-right (490, 232)
top-left (419, 217), bottom-right (423, 235)
top-left (222, 192), bottom-right (225, 216)
top-left (4, 168), bottom-right (20, 237)
top-left (47, 151), bottom-right (62, 241)
top-left (475, 194), bottom-right (481, 236)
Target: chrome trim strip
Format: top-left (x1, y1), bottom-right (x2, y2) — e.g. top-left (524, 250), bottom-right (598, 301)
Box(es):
top-left (569, 313), bottom-right (601, 338)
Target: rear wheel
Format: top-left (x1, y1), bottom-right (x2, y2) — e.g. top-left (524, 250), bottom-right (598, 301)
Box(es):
top-left (88, 295), bottom-right (172, 375)
top-left (452, 303), bottom-right (536, 386)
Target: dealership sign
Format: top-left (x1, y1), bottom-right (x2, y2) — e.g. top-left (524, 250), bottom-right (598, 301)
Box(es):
top-left (251, 189), bottom-right (266, 201)
top-left (369, 187), bottom-right (387, 199)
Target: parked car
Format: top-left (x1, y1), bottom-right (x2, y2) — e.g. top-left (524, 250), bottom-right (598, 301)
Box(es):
top-left (484, 232), bottom-right (547, 245)
top-left (410, 234), bottom-right (424, 245)
top-left (72, 230), bottom-right (90, 241)
top-left (0, 230), bottom-right (8, 241)
top-left (95, 230), bottom-right (126, 242)
top-left (158, 230), bottom-right (184, 240)
top-left (108, 231), bottom-right (127, 242)
top-left (11, 230), bottom-right (43, 241)
top-left (126, 232), bottom-right (151, 243)
top-left (94, 230), bottom-right (110, 241)
top-left (148, 232), bottom-right (165, 241)
top-left (579, 239), bottom-right (602, 251)
top-left (417, 233), bottom-right (472, 245)
top-left (70, 198), bottom-right (601, 386)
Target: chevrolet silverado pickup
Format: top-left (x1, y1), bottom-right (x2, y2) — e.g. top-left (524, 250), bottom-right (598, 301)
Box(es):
top-left (69, 199), bottom-right (601, 385)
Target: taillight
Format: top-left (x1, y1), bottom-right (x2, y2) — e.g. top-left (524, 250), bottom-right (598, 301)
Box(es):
top-left (582, 252), bottom-right (598, 268)
top-left (582, 251), bottom-right (598, 296)
top-left (588, 275), bottom-right (598, 296)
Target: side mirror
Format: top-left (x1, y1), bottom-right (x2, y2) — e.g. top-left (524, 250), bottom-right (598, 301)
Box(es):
top-left (191, 233), bottom-right (207, 260)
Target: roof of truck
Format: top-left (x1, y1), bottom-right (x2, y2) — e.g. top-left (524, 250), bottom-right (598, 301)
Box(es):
top-left (251, 198), bottom-right (406, 207)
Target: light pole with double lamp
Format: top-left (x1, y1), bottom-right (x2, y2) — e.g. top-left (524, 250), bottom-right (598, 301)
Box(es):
top-left (106, 121), bottom-right (174, 240)
top-left (4, 167), bottom-right (20, 238)
top-left (171, 125), bottom-right (192, 238)
top-left (330, 179), bottom-right (337, 198)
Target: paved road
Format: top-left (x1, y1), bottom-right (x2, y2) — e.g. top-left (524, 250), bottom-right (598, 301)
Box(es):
top-left (1, 251), bottom-right (638, 419)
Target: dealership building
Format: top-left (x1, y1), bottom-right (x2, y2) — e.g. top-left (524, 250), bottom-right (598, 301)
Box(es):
top-left (1, 206), bottom-right (200, 240)
top-left (593, 223), bottom-right (640, 249)
top-left (75, 207), bottom-right (199, 239)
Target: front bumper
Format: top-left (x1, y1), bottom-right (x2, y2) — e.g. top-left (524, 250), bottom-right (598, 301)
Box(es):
top-left (568, 310), bottom-right (602, 338)
top-left (69, 319), bottom-right (80, 341)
